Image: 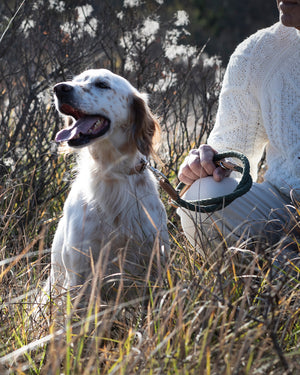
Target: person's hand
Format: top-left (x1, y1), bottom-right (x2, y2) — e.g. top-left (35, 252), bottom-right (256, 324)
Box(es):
top-left (178, 144), bottom-right (229, 185)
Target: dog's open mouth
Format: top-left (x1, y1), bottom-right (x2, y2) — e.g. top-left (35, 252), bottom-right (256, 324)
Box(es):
top-left (55, 104), bottom-right (111, 147)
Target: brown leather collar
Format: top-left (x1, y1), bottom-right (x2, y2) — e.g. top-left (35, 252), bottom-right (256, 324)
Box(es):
top-left (128, 159), bottom-right (148, 175)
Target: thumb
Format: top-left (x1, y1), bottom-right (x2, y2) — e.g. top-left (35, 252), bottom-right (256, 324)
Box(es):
top-left (213, 167), bottom-right (229, 182)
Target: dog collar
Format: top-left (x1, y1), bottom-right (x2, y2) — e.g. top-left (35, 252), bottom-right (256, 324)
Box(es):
top-left (129, 159), bottom-right (148, 175)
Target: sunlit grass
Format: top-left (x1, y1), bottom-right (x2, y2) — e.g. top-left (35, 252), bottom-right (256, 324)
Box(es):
top-left (1, 163), bottom-right (300, 374)
top-left (1, 195), bottom-right (300, 375)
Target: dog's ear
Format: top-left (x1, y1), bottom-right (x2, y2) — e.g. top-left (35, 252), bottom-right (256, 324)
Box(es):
top-left (131, 94), bottom-right (160, 158)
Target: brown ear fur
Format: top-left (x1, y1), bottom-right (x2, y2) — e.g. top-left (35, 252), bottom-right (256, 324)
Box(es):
top-left (131, 94), bottom-right (160, 158)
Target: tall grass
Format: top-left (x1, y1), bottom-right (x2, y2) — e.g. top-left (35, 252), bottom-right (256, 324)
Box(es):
top-left (1, 184), bottom-right (300, 374)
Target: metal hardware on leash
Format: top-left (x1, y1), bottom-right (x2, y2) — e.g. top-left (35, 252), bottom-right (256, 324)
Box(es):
top-left (147, 151), bottom-right (253, 213)
top-left (147, 163), bottom-right (180, 201)
top-left (147, 163), bottom-right (168, 181)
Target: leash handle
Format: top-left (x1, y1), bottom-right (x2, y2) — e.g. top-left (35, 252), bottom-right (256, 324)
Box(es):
top-left (173, 151), bottom-right (252, 212)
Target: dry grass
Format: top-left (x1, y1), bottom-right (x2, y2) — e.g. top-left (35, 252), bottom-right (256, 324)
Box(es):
top-left (1, 182), bottom-right (300, 374)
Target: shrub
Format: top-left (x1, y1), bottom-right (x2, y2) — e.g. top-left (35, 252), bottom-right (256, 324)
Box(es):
top-left (0, 0), bottom-right (221, 252)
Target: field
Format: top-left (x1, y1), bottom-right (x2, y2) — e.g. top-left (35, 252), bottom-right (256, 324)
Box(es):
top-left (1, 148), bottom-right (300, 375)
top-left (1, 1), bottom-right (300, 374)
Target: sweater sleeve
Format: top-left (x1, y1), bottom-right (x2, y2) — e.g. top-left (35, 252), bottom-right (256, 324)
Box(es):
top-left (207, 36), bottom-right (269, 182)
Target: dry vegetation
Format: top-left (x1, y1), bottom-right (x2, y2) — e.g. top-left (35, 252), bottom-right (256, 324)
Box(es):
top-left (1, 1), bottom-right (300, 374)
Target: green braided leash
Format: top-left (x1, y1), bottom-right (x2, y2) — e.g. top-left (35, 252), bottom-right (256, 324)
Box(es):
top-left (172, 151), bottom-right (253, 213)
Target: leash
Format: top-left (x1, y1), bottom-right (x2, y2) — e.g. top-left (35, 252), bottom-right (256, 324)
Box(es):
top-left (147, 151), bottom-right (253, 213)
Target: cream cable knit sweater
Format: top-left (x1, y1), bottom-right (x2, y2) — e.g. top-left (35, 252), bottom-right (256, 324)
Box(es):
top-left (208, 22), bottom-right (300, 192)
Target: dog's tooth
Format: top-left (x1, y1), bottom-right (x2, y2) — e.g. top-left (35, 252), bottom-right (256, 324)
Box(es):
top-left (92, 120), bottom-right (100, 129)
top-left (85, 118), bottom-right (106, 135)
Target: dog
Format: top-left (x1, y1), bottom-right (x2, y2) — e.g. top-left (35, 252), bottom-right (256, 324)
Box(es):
top-left (50, 69), bottom-right (169, 304)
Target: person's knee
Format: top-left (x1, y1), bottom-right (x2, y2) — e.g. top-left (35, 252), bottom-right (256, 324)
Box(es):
top-left (177, 176), bottom-right (238, 248)
top-left (182, 176), bottom-right (238, 202)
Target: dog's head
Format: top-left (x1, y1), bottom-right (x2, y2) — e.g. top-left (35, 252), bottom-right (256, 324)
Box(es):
top-left (54, 69), bottom-right (159, 157)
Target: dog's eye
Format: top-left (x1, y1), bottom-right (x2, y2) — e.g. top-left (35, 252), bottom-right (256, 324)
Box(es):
top-left (95, 81), bottom-right (110, 89)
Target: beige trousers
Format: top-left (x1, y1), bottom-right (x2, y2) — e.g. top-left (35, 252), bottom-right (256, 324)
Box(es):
top-left (177, 177), bottom-right (299, 267)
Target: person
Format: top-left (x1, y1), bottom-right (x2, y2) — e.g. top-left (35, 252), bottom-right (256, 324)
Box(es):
top-left (177, 0), bottom-right (300, 272)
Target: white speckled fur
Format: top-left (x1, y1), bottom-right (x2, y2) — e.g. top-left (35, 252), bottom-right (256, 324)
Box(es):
top-left (50, 69), bottom-right (169, 303)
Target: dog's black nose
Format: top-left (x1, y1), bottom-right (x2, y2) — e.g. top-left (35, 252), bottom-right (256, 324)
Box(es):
top-left (53, 83), bottom-right (73, 95)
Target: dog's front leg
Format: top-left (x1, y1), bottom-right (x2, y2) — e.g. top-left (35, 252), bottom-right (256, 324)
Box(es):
top-left (61, 242), bottom-right (93, 289)
top-left (50, 217), bottom-right (67, 293)
top-left (60, 197), bottom-right (100, 306)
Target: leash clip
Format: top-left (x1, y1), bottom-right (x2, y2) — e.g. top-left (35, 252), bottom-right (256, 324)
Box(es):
top-left (219, 161), bottom-right (227, 170)
top-left (147, 162), bottom-right (180, 202)
top-left (147, 163), bottom-right (168, 181)
top-left (215, 159), bottom-right (242, 173)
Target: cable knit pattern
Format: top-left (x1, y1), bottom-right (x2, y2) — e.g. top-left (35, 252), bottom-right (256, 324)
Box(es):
top-left (208, 23), bottom-right (300, 191)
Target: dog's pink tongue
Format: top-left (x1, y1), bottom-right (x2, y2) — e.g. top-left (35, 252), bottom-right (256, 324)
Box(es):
top-left (55, 116), bottom-right (99, 142)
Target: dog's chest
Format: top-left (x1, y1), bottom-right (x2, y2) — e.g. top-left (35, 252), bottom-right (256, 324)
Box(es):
top-left (64, 180), bottom-right (159, 245)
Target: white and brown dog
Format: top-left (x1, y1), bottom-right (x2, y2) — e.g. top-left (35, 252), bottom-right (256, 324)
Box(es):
top-left (51, 69), bottom-right (169, 303)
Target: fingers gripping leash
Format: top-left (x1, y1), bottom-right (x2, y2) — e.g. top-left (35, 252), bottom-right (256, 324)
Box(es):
top-left (148, 151), bottom-right (253, 213)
